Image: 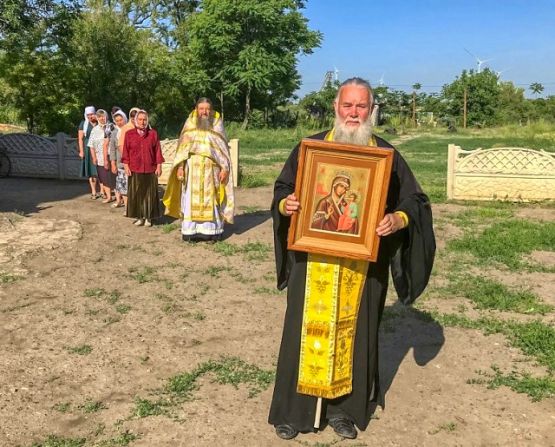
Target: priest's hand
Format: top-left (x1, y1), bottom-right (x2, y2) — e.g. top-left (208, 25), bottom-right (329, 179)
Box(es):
top-left (219, 170), bottom-right (229, 184)
top-left (376, 213), bottom-right (404, 236)
top-left (155, 164), bottom-right (162, 177)
top-left (124, 164), bottom-right (131, 177)
top-left (177, 166), bottom-right (184, 181)
top-left (284, 194), bottom-right (300, 215)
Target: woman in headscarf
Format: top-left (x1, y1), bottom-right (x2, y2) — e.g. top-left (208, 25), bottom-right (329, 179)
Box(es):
top-left (88, 109), bottom-right (116, 203)
top-left (109, 110), bottom-right (128, 208)
top-left (78, 106), bottom-right (99, 199)
top-left (122, 110), bottom-right (164, 227)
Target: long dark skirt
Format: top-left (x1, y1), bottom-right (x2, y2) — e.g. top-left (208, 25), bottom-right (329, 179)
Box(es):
top-left (126, 173), bottom-right (160, 220)
top-left (268, 252), bottom-right (390, 433)
top-left (80, 147), bottom-right (97, 178)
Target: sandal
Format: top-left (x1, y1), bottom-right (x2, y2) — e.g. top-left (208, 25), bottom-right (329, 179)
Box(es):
top-left (111, 202), bottom-right (123, 208)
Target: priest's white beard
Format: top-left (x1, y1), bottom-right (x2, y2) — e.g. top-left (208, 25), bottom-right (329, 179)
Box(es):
top-left (333, 117), bottom-right (373, 146)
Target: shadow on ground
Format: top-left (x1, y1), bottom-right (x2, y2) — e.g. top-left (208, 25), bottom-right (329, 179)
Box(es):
top-left (379, 303), bottom-right (445, 397)
top-left (0, 178), bottom-right (88, 214)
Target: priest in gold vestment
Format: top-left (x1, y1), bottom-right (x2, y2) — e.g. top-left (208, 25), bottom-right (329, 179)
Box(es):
top-left (163, 98), bottom-right (234, 242)
top-left (269, 78), bottom-right (436, 440)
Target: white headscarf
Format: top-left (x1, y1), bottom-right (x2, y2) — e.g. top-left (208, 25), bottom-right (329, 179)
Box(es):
top-left (134, 110), bottom-right (148, 135)
top-left (83, 106), bottom-right (96, 135)
top-left (113, 110), bottom-right (128, 125)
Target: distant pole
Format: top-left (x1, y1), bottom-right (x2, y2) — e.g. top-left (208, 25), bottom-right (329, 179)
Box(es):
top-left (463, 87), bottom-right (468, 129)
top-left (412, 91), bottom-right (417, 127)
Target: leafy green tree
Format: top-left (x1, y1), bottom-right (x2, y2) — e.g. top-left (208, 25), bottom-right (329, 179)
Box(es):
top-left (183, 0), bottom-right (321, 128)
top-left (496, 81), bottom-right (527, 124)
top-left (442, 68), bottom-right (501, 126)
top-left (411, 82), bottom-right (421, 126)
top-left (529, 82), bottom-right (544, 98)
top-left (298, 80), bottom-right (338, 127)
top-left (0, 0), bottom-right (81, 133)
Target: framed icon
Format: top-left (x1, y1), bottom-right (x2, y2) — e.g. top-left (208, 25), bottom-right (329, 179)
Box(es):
top-left (288, 139), bottom-right (394, 262)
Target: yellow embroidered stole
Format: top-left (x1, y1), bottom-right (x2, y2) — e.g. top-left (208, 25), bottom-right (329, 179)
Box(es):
top-left (189, 154), bottom-right (215, 221)
top-left (296, 130), bottom-right (376, 399)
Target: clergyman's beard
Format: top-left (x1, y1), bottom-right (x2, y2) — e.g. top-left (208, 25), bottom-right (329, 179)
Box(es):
top-left (333, 117), bottom-right (373, 146)
top-left (198, 115), bottom-right (214, 131)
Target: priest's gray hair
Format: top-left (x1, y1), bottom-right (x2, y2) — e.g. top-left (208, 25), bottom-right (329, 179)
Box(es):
top-left (335, 77), bottom-right (374, 104)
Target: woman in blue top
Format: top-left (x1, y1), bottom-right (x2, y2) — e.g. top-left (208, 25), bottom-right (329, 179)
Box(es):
top-left (78, 106), bottom-right (99, 198)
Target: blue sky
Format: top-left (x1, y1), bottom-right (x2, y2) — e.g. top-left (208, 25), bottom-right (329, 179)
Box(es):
top-left (296, 0), bottom-right (555, 98)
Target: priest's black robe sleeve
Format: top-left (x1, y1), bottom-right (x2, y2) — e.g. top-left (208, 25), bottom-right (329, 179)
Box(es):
top-left (387, 152), bottom-right (436, 305)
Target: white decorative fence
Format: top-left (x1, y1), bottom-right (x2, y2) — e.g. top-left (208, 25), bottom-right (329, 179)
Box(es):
top-left (447, 144), bottom-right (555, 201)
top-left (0, 132), bottom-right (239, 187)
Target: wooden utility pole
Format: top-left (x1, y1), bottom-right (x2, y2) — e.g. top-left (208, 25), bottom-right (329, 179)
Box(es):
top-left (463, 87), bottom-right (468, 129)
top-left (412, 91), bottom-right (417, 127)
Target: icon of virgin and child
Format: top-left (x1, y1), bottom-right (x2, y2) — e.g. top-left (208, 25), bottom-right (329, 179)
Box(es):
top-left (310, 172), bottom-right (361, 235)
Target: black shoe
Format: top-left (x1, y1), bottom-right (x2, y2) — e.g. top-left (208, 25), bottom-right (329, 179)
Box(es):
top-left (275, 424), bottom-right (298, 440)
top-left (328, 417), bottom-right (357, 439)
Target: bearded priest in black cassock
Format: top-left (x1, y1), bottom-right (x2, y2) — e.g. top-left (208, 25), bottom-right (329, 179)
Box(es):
top-left (269, 78), bottom-right (436, 440)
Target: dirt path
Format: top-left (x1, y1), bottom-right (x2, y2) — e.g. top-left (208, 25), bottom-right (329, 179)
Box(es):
top-left (0, 178), bottom-right (553, 447)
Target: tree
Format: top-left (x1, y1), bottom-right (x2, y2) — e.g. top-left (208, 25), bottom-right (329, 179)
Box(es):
top-left (411, 82), bottom-right (421, 127)
top-left (529, 82), bottom-right (544, 98)
top-left (183, 0), bottom-right (321, 128)
top-left (298, 80), bottom-right (338, 127)
top-left (496, 81), bottom-right (527, 124)
top-left (442, 68), bottom-right (501, 127)
top-left (0, 0), bottom-right (82, 132)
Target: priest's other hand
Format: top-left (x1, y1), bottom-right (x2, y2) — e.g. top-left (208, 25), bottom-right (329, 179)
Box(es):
top-left (219, 170), bottom-right (229, 184)
top-left (284, 194), bottom-right (300, 215)
top-left (376, 213), bottom-right (404, 236)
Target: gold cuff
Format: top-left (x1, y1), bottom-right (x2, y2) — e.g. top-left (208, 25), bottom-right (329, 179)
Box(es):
top-left (279, 198), bottom-right (288, 216)
top-left (395, 211), bottom-right (409, 228)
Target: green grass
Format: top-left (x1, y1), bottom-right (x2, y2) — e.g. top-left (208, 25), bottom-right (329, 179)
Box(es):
top-left (446, 206), bottom-right (515, 228)
top-left (127, 266), bottom-right (159, 283)
top-left (132, 398), bottom-right (169, 418)
top-left (95, 431), bottom-right (139, 446)
top-left (205, 265), bottom-right (232, 277)
top-left (469, 366), bottom-right (555, 402)
top-left (133, 356), bottom-right (275, 419)
top-left (52, 402), bottom-right (71, 413)
top-left (254, 286), bottom-right (283, 296)
top-left (30, 435), bottom-right (86, 447)
top-left (445, 274), bottom-right (552, 314)
top-left (161, 223), bottom-right (180, 233)
top-left (84, 288), bottom-right (106, 298)
top-left (115, 304), bottom-right (131, 314)
top-left (167, 357), bottom-right (274, 400)
top-left (424, 311), bottom-right (555, 372)
top-left (429, 421), bottom-right (457, 435)
top-left (67, 344), bottom-right (93, 355)
top-left (447, 219), bottom-right (555, 270)
top-left (212, 241), bottom-right (272, 261)
top-left (78, 399), bottom-right (107, 413)
top-left (0, 271), bottom-right (22, 283)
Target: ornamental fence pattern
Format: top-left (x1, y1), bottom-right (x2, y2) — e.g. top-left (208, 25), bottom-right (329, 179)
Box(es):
top-left (447, 144), bottom-right (555, 202)
top-left (0, 133), bottom-right (239, 186)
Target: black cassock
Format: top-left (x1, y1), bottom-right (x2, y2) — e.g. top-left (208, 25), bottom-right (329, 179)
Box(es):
top-left (268, 131), bottom-right (436, 432)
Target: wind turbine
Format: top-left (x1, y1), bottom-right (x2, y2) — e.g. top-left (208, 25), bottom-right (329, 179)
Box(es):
top-left (377, 73), bottom-right (385, 86)
top-left (464, 48), bottom-right (492, 73)
top-left (495, 68), bottom-right (509, 79)
top-left (333, 66), bottom-right (340, 82)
